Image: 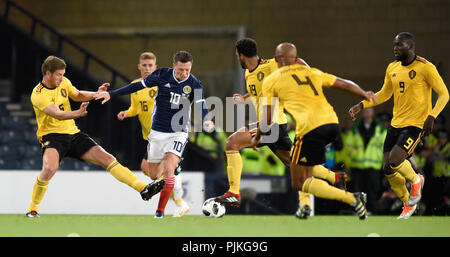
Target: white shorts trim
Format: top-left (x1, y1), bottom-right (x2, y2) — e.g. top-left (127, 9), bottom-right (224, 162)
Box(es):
top-left (146, 130), bottom-right (188, 163)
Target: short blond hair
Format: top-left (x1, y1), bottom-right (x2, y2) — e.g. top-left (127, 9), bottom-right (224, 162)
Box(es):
top-left (140, 52), bottom-right (156, 62)
top-left (41, 56), bottom-right (66, 76)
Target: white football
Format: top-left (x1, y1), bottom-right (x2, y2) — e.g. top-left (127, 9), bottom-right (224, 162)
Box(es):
top-left (202, 198), bottom-right (226, 218)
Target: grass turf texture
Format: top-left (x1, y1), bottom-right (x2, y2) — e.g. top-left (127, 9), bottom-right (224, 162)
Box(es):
top-left (1, 214), bottom-right (449, 237)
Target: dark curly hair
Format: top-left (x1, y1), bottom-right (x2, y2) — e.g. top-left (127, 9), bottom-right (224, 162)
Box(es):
top-left (235, 38), bottom-right (258, 57)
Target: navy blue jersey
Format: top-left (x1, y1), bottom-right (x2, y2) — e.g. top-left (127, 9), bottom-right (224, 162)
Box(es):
top-left (109, 67), bottom-right (208, 133)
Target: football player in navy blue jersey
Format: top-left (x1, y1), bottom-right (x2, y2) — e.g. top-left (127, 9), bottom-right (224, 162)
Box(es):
top-left (95, 51), bottom-right (213, 217)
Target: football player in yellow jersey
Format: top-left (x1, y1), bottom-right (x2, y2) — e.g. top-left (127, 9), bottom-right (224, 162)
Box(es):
top-left (349, 32), bottom-right (449, 219)
top-left (117, 52), bottom-right (189, 217)
top-left (214, 38), bottom-right (347, 219)
top-left (25, 56), bottom-right (162, 218)
top-left (253, 43), bottom-right (378, 219)
top-left (117, 52), bottom-right (158, 175)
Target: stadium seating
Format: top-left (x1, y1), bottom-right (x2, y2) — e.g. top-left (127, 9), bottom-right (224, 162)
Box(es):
top-left (0, 116), bottom-right (30, 130)
top-left (0, 100), bottom-right (99, 171)
top-left (0, 130), bottom-right (26, 144)
top-left (0, 103), bottom-right (8, 116)
top-left (21, 157), bottom-right (42, 170)
top-left (0, 157), bottom-right (22, 169)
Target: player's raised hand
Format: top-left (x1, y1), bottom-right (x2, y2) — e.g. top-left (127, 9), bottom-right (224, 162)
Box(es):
top-left (78, 102), bottom-right (89, 117)
top-left (203, 120), bottom-right (215, 133)
top-left (348, 102), bottom-right (363, 121)
top-left (117, 111), bottom-right (128, 120)
top-left (233, 94), bottom-right (245, 104)
top-left (97, 83), bottom-right (110, 92)
top-left (250, 134), bottom-right (261, 152)
top-left (364, 91), bottom-right (378, 104)
top-left (94, 91), bottom-right (111, 104)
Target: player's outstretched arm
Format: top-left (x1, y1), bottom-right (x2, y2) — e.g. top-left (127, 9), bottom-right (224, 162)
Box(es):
top-left (94, 91), bottom-right (111, 104)
top-left (233, 93), bottom-right (252, 104)
top-left (94, 81), bottom-right (145, 104)
top-left (332, 77), bottom-right (378, 103)
top-left (70, 83), bottom-right (110, 102)
top-left (348, 102), bottom-right (364, 121)
top-left (332, 77), bottom-right (378, 121)
top-left (43, 102), bottom-right (89, 120)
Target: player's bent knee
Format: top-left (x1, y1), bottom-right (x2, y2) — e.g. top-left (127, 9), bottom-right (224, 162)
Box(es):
top-left (388, 159), bottom-right (403, 170)
top-left (141, 164), bottom-right (150, 176)
top-left (383, 164), bottom-right (394, 175)
top-left (225, 139), bottom-right (238, 151)
top-left (104, 155), bottom-right (117, 167)
top-left (41, 164), bottom-right (58, 180)
top-left (226, 137), bottom-right (245, 151)
top-left (291, 180), bottom-right (303, 191)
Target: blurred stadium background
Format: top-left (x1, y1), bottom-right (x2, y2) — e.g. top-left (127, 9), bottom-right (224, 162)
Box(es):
top-left (0, 0), bottom-right (448, 217)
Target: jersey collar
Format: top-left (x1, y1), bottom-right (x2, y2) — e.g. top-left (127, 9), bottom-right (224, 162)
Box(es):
top-left (401, 54), bottom-right (417, 67)
top-left (40, 81), bottom-right (56, 90)
top-left (172, 69), bottom-right (190, 84)
top-left (248, 58), bottom-right (261, 73)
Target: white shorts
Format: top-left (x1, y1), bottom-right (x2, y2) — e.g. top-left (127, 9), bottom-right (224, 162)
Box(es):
top-left (147, 130), bottom-right (188, 163)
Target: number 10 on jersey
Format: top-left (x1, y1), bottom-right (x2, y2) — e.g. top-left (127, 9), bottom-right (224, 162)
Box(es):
top-left (170, 92), bottom-right (181, 104)
top-left (173, 141), bottom-right (184, 153)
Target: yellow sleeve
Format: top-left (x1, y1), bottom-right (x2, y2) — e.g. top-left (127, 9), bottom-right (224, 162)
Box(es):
top-left (64, 77), bottom-right (79, 97)
top-left (321, 73), bottom-right (337, 88)
top-left (426, 64), bottom-right (449, 118)
top-left (31, 91), bottom-right (51, 111)
top-left (362, 64), bottom-right (393, 108)
top-left (126, 93), bottom-right (140, 117)
top-left (310, 68), bottom-right (336, 88)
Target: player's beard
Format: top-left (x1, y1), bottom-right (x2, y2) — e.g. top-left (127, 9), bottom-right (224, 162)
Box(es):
top-left (239, 59), bottom-right (246, 69)
top-left (394, 51), bottom-right (408, 61)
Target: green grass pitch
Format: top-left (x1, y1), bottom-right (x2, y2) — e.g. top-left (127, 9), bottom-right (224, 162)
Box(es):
top-left (1, 214), bottom-right (449, 237)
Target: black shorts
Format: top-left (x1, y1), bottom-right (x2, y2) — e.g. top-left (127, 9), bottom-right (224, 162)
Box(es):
top-left (290, 123), bottom-right (339, 166)
top-left (247, 122), bottom-right (292, 152)
top-left (383, 126), bottom-right (424, 156)
top-left (40, 132), bottom-right (98, 161)
top-left (137, 138), bottom-right (149, 160)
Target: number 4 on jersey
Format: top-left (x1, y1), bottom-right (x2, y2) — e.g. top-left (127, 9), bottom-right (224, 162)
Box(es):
top-left (291, 74), bottom-right (319, 95)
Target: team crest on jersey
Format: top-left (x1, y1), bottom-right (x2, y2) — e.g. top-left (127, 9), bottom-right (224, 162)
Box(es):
top-left (409, 70), bottom-right (416, 79)
top-left (257, 71), bottom-right (265, 81)
top-left (149, 89), bottom-right (156, 98)
top-left (36, 85), bottom-right (43, 93)
top-left (60, 88), bottom-right (67, 97)
top-left (183, 85), bottom-right (192, 94)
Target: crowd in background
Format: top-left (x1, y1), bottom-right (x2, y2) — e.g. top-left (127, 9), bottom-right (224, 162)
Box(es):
top-left (185, 112), bottom-right (449, 216)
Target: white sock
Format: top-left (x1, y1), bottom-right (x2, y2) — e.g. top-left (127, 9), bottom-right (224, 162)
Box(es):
top-left (172, 173), bottom-right (183, 202)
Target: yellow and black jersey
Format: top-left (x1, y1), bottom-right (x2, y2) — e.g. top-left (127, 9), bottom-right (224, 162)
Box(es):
top-left (245, 58), bottom-right (287, 124)
top-left (126, 78), bottom-right (157, 140)
top-left (362, 56), bottom-right (449, 129)
top-left (30, 76), bottom-right (80, 141)
top-left (262, 64), bottom-right (339, 137)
